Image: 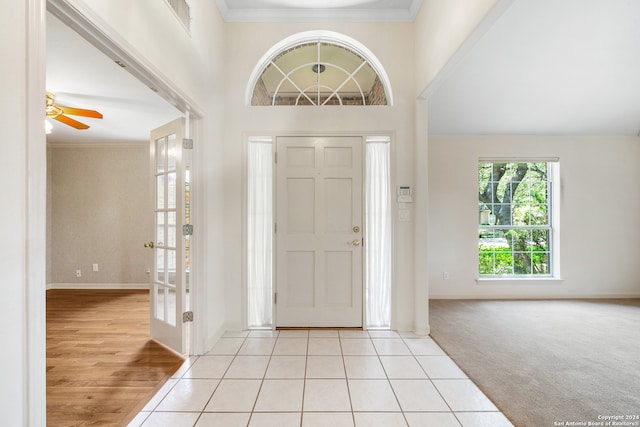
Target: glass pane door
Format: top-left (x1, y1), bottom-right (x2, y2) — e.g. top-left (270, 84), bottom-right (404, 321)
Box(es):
top-left (154, 134), bottom-right (178, 326)
top-left (150, 118), bottom-right (186, 354)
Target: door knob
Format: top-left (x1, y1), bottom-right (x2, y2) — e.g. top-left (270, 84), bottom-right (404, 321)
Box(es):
top-left (351, 239), bottom-right (360, 246)
top-left (144, 241), bottom-right (155, 249)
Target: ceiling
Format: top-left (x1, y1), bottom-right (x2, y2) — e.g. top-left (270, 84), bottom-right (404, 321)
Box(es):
top-left (427, 0), bottom-right (640, 136)
top-left (46, 12), bottom-right (182, 144)
top-left (217, 0), bottom-right (422, 22)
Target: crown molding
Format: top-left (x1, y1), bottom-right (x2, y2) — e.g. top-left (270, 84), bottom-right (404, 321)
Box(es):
top-left (47, 140), bottom-right (147, 148)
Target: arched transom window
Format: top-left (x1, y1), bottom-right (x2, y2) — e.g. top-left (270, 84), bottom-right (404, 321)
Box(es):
top-left (247, 31), bottom-right (393, 107)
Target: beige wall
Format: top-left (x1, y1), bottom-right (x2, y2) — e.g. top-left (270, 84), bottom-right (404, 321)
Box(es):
top-left (48, 145), bottom-right (151, 286)
top-left (223, 22), bottom-right (419, 331)
top-left (428, 135), bottom-right (640, 298)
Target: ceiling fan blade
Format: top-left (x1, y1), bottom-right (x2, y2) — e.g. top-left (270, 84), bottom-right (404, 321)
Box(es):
top-left (54, 114), bottom-right (90, 130)
top-left (58, 106), bottom-right (103, 119)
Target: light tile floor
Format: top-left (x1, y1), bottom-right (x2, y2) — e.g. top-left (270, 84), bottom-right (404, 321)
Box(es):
top-left (128, 330), bottom-right (513, 427)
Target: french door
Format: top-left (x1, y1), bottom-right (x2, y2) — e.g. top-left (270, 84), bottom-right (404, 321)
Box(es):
top-left (148, 118), bottom-right (189, 353)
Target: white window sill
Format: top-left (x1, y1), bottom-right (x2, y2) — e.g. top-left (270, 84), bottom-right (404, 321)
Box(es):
top-left (476, 277), bottom-right (564, 286)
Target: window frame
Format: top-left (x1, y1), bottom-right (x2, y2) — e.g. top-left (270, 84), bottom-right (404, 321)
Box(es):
top-left (477, 159), bottom-right (559, 279)
top-left (246, 30), bottom-right (394, 107)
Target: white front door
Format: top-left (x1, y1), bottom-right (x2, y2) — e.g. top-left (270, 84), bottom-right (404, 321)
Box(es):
top-left (148, 118), bottom-right (189, 353)
top-left (276, 136), bottom-right (363, 327)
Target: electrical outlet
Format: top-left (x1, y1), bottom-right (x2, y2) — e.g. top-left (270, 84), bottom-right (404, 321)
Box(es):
top-left (93, 263), bottom-right (99, 272)
top-left (443, 271), bottom-right (449, 280)
top-left (76, 269), bottom-right (82, 278)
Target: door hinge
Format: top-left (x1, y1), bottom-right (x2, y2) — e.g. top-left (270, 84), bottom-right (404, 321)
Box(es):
top-left (274, 152), bottom-right (277, 164)
top-left (274, 293), bottom-right (277, 304)
top-left (182, 224), bottom-right (193, 236)
top-left (274, 223), bottom-right (277, 233)
top-left (183, 311), bottom-right (194, 322)
top-left (182, 138), bottom-right (193, 150)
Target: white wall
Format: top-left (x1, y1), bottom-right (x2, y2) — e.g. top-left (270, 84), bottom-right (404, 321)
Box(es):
top-left (1, 0), bottom-right (46, 424)
top-left (412, 0), bottom-right (503, 331)
top-left (191, 1), bottom-right (229, 355)
top-left (429, 135), bottom-right (640, 298)
top-left (1, 3), bottom-right (31, 421)
top-left (222, 22), bottom-right (420, 331)
top-left (414, 0), bottom-right (499, 94)
top-left (73, 0), bottom-right (206, 100)
top-left (413, 99), bottom-right (430, 334)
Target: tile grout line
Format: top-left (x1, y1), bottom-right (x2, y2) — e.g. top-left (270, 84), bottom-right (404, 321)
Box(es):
top-left (246, 331), bottom-right (280, 426)
top-left (135, 331), bottom-right (511, 427)
top-left (197, 335), bottom-right (249, 425)
top-left (141, 354), bottom-right (201, 420)
top-left (338, 330), bottom-right (357, 426)
top-left (401, 335), bottom-right (462, 426)
top-left (144, 353), bottom-right (201, 414)
top-left (301, 332), bottom-right (309, 427)
top-left (141, 335), bottom-right (246, 426)
top-left (376, 332), bottom-right (410, 427)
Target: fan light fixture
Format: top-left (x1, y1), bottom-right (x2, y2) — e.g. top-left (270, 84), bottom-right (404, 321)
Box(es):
top-left (45, 91), bottom-right (103, 130)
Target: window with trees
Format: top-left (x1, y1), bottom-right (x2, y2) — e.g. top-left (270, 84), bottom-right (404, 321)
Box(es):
top-left (478, 161), bottom-right (556, 277)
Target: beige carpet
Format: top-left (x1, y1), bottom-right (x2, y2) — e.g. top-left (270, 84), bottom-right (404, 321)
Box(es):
top-left (429, 299), bottom-right (640, 427)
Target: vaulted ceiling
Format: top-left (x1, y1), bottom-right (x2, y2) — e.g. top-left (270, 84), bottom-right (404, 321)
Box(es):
top-left (427, 0), bottom-right (640, 136)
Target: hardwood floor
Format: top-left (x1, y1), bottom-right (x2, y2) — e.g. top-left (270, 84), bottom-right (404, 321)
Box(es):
top-left (46, 289), bottom-right (185, 426)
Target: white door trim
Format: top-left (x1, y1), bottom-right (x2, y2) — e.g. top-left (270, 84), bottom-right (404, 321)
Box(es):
top-left (243, 131), bottom-right (396, 331)
top-left (275, 136), bottom-right (364, 327)
top-left (25, 0), bottom-right (47, 424)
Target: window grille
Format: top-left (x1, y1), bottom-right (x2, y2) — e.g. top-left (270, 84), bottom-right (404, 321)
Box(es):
top-left (478, 160), bottom-right (558, 277)
top-left (247, 32), bottom-right (393, 107)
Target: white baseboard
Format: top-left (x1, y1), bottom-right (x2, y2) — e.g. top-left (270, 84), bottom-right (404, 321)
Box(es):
top-left (430, 294), bottom-right (640, 300)
top-left (47, 282), bottom-right (148, 290)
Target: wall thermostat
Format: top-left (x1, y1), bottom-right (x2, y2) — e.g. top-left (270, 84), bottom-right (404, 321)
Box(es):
top-left (397, 186), bottom-right (413, 203)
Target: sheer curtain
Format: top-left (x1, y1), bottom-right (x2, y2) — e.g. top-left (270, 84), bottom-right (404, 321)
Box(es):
top-left (365, 138), bottom-right (392, 328)
top-left (247, 138), bottom-right (273, 328)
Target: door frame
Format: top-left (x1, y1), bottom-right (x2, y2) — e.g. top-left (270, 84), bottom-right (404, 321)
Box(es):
top-left (44, 1), bottom-right (207, 353)
top-left (275, 136), bottom-right (365, 328)
top-left (242, 131), bottom-right (396, 331)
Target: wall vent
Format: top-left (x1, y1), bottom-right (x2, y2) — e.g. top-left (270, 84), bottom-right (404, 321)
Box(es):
top-left (165, 0), bottom-right (191, 30)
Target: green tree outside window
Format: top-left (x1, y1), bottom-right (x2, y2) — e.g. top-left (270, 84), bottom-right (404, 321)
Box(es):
top-left (478, 162), bottom-right (552, 276)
